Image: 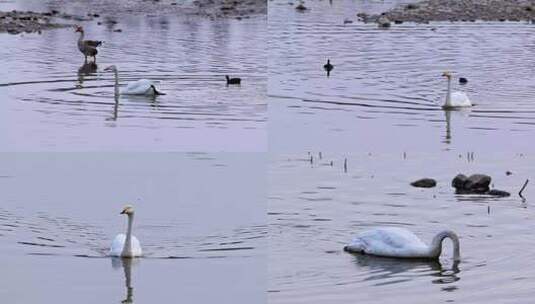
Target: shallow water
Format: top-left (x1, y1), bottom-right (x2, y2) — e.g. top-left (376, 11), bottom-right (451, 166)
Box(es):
top-left (268, 0), bottom-right (535, 152)
top-left (0, 2), bottom-right (266, 151)
top-left (269, 152), bottom-right (535, 303)
top-left (0, 153), bottom-right (266, 303)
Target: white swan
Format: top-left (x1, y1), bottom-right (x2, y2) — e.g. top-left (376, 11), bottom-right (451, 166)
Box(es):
top-left (104, 65), bottom-right (165, 96)
top-left (344, 227), bottom-right (460, 261)
top-left (110, 205), bottom-right (143, 258)
top-left (442, 71), bottom-right (471, 109)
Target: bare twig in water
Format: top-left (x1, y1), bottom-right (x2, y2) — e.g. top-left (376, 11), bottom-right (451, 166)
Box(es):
top-left (344, 158), bottom-right (347, 173)
top-left (519, 179), bottom-right (529, 199)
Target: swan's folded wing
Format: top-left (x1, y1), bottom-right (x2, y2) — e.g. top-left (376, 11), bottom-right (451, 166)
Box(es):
top-left (451, 91), bottom-right (471, 106)
top-left (110, 234), bottom-right (126, 256)
top-left (123, 79), bottom-right (156, 95)
top-left (131, 236), bottom-right (143, 256)
top-left (353, 228), bottom-right (428, 257)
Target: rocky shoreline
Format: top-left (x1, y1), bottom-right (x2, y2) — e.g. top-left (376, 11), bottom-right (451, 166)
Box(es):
top-left (360, 0), bottom-right (535, 25)
top-left (0, 10), bottom-right (92, 35)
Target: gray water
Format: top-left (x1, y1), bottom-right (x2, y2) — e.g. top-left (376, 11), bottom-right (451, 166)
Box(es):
top-left (0, 153), bottom-right (266, 303)
top-left (0, 1), bottom-right (266, 151)
top-left (268, 0), bottom-right (535, 152)
top-left (269, 152), bottom-right (534, 303)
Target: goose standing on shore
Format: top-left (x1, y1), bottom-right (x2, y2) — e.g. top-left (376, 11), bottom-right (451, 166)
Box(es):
top-left (344, 227), bottom-right (461, 261)
top-left (110, 205), bottom-right (143, 258)
top-left (442, 71), bottom-right (472, 109)
top-left (104, 65), bottom-right (165, 96)
top-left (75, 25), bottom-right (102, 63)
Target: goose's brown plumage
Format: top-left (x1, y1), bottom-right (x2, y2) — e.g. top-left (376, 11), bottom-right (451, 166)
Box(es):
top-left (75, 25), bottom-right (102, 62)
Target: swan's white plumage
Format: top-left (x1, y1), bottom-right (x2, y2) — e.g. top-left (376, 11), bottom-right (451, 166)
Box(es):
top-left (345, 227), bottom-right (431, 258)
top-left (110, 233), bottom-right (142, 257)
top-left (104, 65), bottom-right (162, 96)
top-left (442, 72), bottom-right (472, 108)
top-left (448, 91), bottom-right (472, 107)
top-left (121, 79), bottom-right (157, 96)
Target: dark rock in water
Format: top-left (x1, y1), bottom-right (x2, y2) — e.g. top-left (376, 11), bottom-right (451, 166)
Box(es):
top-left (464, 174), bottom-right (491, 192)
top-left (406, 3), bottom-right (419, 10)
top-left (452, 174), bottom-right (511, 196)
top-left (411, 178), bottom-right (437, 188)
top-left (488, 189), bottom-right (511, 197)
top-left (452, 174), bottom-right (468, 189)
top-left (452, 173), bottom-right (491, 194)
top-left (394, 20), bottom-right (403, 24)
top-left (506, 171), bottom-right (512, 176)
top-left (459, 77), bottom-right (468, 84)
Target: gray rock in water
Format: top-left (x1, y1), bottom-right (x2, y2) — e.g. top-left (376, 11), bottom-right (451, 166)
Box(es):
top-left (452, 173), bottom-right (492, 194)
top-left (411, 178), bottom-right (437, 188)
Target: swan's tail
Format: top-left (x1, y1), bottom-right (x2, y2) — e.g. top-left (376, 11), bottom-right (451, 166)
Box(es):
top-left (151, 85), bottom-right (166, 96)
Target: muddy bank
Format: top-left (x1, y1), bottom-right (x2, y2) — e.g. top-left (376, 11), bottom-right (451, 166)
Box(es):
top-left (361, 0), bottom-right (535, 24)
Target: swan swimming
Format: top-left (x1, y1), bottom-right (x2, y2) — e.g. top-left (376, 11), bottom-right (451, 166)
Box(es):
top-left (104, 65), bottom-right (165, 96)
top-left (344, 227), bottom-right (460, 261)
top-left (442, 71), bottom-right (471, 109)
top-left (110, 205), bottom-right (143, 258)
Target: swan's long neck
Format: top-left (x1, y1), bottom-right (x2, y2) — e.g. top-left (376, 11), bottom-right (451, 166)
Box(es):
top-left (429, 230), bottom-right (460, 261)
top-left (445, 77), bottom-right (452, 107)
top-left (122, 213), bottom-right (134, 256)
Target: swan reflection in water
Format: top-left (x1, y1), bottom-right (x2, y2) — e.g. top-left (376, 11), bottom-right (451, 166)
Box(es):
top-left (111, 257), bottom-right (139, 303)
top-left (443, 108), bottom-right (472, 144)
top-left (350, 254), bottom-right (460, 286)
top-left (106, 90), bottom-right (119, 121)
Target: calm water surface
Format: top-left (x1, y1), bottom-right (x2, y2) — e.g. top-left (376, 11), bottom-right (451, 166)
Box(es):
top-left (0, 1), bottom-right (266, 151)
top-left (0, 153), bottom-right (266, 303)
top-left (269, 0), bottom-right (535, 152)
top-left (269, 152), bottom-right (535, 303)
